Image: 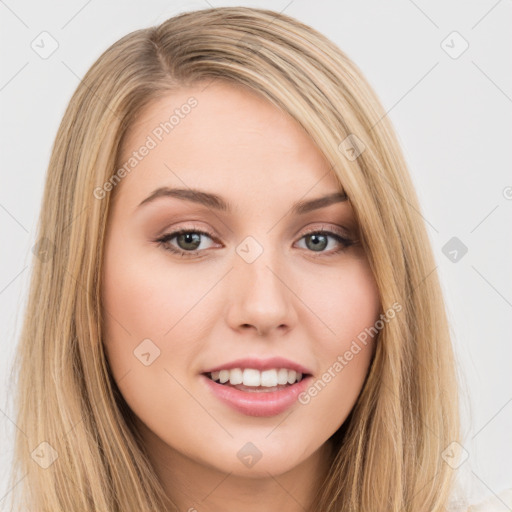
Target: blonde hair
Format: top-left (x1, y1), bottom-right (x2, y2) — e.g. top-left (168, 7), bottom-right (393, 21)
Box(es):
top-left (8, 6), bottom-right (461, 511)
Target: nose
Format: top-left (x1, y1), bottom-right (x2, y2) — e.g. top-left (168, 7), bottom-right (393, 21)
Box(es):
top-left (225, 246), bottom-right (298, 337)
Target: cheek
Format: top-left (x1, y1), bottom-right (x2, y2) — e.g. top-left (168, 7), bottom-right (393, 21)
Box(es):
top-left (295, 256), bottom-right (380, 421)
top-left (328, 257), bottom-right (380, 371)
top-left (101, 221), bottom-right (220, 341)
top-left (100, 227), bottom-right (216, 386)
top-left (301, 254), bottom-right (381, 348)
top-left (100, 231), bottom-right (216, 438)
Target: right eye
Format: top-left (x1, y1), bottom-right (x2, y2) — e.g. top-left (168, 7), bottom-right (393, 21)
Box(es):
top-left (155, 228), bottom-right (218, 257)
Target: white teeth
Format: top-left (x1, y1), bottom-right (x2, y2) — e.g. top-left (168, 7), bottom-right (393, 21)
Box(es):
top-left (260, 369), bottom-right (277, 387)
top-left (229, 368), bottom-right (243, 385)
top-left (277, 368), bottom-right (289, 385)
top-left (209, 367), bottom-right (305, 387)
top-left (287, 370), bottom-right (297, 384)
top-left (242, 369), bottom-right (260, 386)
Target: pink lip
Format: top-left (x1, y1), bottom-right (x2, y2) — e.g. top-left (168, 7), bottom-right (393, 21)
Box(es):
top-left (202, 357), bottom-right (313, 375)
top-left (201, 374), bottom-right (312, 417)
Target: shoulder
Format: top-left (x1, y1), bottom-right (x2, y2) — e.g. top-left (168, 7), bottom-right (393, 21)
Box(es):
top-left (466, 488), bottom-right (512, 511)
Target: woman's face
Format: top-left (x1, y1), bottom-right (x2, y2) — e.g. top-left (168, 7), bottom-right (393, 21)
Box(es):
top-left (101, 81), bottom-right (381, 480)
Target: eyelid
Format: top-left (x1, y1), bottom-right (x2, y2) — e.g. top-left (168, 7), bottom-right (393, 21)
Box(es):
top-left (154, 220), bottom-right (216, 239)
top-left (299, 223), bottom-right (352, 239)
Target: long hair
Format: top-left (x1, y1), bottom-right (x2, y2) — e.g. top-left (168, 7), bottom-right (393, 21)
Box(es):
top-left (8, 6), bottom-right (461, 511)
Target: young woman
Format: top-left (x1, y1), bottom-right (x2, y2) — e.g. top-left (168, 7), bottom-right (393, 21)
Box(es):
top-left (9, 6), bottom-right (470, 511)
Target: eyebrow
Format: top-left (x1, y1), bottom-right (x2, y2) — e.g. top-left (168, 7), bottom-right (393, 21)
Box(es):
top-left (137, 187), bottom-right (348, 215)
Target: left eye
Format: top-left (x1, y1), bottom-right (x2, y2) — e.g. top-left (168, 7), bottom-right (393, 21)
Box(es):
top-left (296, 231), bottom-right (350, 253)
top-left (155, 229), bottom-right (355, 257)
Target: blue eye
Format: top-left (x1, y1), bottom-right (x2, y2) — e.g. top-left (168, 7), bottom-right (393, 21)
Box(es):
top-left (297, 230), bottom-right (355, 255)
top-left (155, 228), bottom-right (356, 258)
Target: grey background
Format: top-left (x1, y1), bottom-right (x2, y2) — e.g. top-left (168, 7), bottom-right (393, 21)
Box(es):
top-left (1, 0), bottom-right (511, 507)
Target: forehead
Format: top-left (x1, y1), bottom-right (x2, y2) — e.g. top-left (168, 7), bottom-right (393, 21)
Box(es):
top-left (115, 80), bottom-right (344, 208)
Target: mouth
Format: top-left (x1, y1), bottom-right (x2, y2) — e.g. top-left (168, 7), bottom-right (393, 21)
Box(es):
top-left (201, 367), bottom-right (313, 417)
top-left (203, 368), bottom-right (309, 392)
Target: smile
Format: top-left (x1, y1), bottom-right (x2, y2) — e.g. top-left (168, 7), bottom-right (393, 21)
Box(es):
top-left (207, 367), bottom-right (305, 388)
top-left (202, 368), bottom-right (312, 417)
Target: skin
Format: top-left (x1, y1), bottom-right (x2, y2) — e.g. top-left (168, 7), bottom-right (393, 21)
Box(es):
top-left (101, 80), bottom-right (381, 512)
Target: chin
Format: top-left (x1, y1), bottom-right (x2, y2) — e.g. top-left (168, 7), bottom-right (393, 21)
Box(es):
top-left (198, 437), bottom-right (319, 478)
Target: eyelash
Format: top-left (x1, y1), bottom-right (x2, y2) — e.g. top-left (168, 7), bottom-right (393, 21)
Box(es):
top-left (155, 226), bottom-right (356, 259)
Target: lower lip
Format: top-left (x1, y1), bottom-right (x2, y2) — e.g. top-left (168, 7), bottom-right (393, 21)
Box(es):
top-left (201, 374), bottom-right (312, 417)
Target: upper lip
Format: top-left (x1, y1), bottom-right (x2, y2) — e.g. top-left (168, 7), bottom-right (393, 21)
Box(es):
top-left (202, 357), bottom-right (313, 375)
